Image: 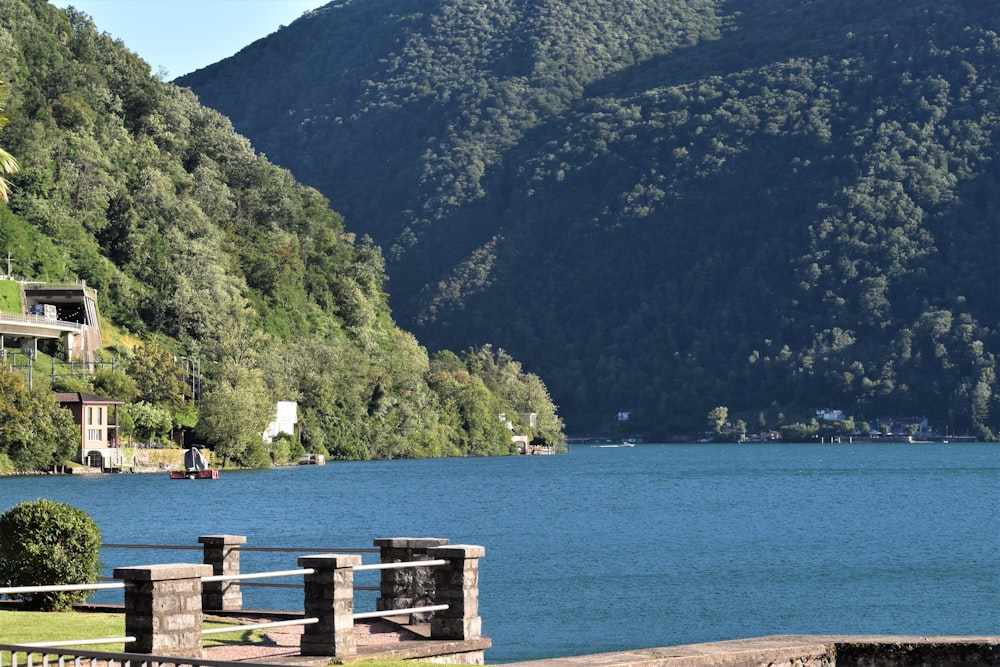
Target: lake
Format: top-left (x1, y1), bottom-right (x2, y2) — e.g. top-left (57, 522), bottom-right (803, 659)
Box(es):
top-left (1, 443), bottom-right (998, 663)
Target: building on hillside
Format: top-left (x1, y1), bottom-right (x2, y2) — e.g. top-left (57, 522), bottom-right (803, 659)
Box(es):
top-left (55, 392), bottom-right (125, 471)
top-left (263, 400), bottom-right (298, 442)
top-left (816, 408), bottom-right (845, 422)
top-left (502, 412), bottom-right (546, 454)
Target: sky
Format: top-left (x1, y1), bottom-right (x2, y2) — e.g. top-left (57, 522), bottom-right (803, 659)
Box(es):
top-left (55, 0), bottom-right (328, 79)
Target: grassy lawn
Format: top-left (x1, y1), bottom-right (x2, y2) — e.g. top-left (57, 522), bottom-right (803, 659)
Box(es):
top-left (0, 610), bottom-right (265, 651)
top-left (0, 611), bottom-right (461, 666)
top-left (0, 280), bottom-right (21, 314)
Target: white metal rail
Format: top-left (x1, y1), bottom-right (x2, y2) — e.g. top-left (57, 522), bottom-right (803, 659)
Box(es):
top-left (0, 559), bottom-right (447, 594)
top-left (353, 604), bottom-right (448, 620)
top-left (354, 559), bottom-right (447, 571)
top-left (201, 618), bottom-right (318, 636)
top-left (0, 582), bottom-right (125, 594)
top-left (201, 568), bottom-right (313, 583)
top-left (17, 637), bottom-right (136, 648)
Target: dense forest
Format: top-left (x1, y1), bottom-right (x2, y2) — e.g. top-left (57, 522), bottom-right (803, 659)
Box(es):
top-left (0, 0), bottom-right (564, 472)
top-left (179, 0), bottom-right (1000, 439)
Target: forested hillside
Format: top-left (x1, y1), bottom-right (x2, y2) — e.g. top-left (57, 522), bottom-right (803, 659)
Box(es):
top-left (180, 0), bottom-right (1000, 439)
top-left (0, 0), bottom-right (563, 472)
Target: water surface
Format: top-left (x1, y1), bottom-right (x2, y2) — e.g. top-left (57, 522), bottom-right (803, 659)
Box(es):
top-left (1, 443), bottom-right (997, 662)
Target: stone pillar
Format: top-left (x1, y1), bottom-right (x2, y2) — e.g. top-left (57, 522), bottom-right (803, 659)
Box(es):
top-left (374, 537), bottom-right (449, 622)
top-left (113, 563), bottom-right (212, 658)
top-left (199, 534), bottom-right (246, 611)
top-left (299, 554), bottom-right (361, 657)
top-left (427, 545), bottom-right (485, 640)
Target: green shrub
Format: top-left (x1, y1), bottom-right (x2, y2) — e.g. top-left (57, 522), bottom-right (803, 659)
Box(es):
top-left (0, 499), bottom-right (102, 611)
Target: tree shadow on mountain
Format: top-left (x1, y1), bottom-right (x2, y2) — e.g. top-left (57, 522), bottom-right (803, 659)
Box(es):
top-left (586, 0), bottom-right (925, 98)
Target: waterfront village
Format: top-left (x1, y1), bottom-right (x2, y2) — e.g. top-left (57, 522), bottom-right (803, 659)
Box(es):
top-left (0, 278), bottom-right (556, 473)
top-left (733, 408), bottom-right (960, 444)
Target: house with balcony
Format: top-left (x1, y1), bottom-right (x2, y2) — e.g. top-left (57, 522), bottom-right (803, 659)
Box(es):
top-left (55, 392), bottom-right (126, 471)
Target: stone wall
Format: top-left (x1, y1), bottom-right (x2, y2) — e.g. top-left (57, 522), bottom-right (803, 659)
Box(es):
top-left (835, 639), bottom-right (1000, 666)
top-left (501, 636), bottom-right (1000, 667)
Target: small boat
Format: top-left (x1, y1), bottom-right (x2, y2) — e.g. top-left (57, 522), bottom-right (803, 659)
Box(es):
top-left (170, 469), bottom-right (220, 480)
top-left (169, 447), bottom-right (219, 479)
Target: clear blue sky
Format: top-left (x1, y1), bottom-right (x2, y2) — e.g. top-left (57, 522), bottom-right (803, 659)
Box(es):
top-left (55, 1), bottom-right (327, 79)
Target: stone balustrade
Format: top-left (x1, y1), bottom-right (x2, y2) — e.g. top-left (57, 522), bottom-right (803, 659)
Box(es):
top-left (111, 534), bottom-right (486, 660)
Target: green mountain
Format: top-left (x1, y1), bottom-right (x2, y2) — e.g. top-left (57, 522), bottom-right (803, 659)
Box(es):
top-left (178, 0), bottom-right (1000, 439)
top-left (0, 0), bottom-right (563, 469)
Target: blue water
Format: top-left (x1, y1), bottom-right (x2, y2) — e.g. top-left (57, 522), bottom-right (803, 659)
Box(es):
top-left (1, 443), bottom-right (998, 662)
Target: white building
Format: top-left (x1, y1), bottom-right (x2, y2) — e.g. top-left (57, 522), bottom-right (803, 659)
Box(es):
top-left (263, 401), bottom-right (298, 442)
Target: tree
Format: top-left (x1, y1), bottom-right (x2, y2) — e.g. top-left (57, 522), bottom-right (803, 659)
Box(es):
top-left (734, 419), bottom-right (747, 442)
top-left (269, 432), bottom-right (301, 464)
top-left (196, 362), bottom-right (272, 467)
top-left (126, 341), bottom-right (189, 409)
top-left (707, 406), bottom-right (729, 435)
top-left (0, 82), bottom-right (19, 203)
top-left (0, 500), bottom-right (102, 611)
top-left (91, 368), bottom-right (140, 403)
top-left (426, 357), bottom-right (515, 456)
top-left (127, 401), bottom-right (173, 444)
top-left (0, 368), bottom-right (77, 471)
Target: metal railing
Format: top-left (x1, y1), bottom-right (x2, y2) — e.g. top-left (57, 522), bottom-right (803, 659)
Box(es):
top-left (1, 559), bottom-right (443, 611)
top-left (0, 312), bottom-right (84, 331)
top-left (1, 643), bottom-right (298, 667)
top-left (200, 617), bottom-right (318, 637)
top-left (101, 544), bottom-right (380, 553)
top-left (100, 543), bottom-right (382, 592)
top-left (0, 557), bottom-right (451, 655)
top-left (14, 636), bottom-right (136, 648)
top-left (0, 583), bottom-right (125, 595)
top-left (198, 558), bottom-right (451, 623)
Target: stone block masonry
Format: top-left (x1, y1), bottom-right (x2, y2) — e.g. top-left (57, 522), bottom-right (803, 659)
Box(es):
top-left (298, 553), bottom-right (362, 657)
top-left (199, 534), bottom-right (246, 611)
top-left (113, 563), bottom-right (213, 658)
top-left (375, 536), bottom-right (449, 623)
top-left (428, 544), bottom-right (485, 641)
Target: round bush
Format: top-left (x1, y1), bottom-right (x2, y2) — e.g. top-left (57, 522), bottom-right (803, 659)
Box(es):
top-left (0, 499), bottom-right (102, 611)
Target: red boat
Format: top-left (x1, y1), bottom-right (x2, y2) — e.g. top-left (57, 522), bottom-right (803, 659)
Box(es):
top-left (169, 447), bottom-right (219, 479)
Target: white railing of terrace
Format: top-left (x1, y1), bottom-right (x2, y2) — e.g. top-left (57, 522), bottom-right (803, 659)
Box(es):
top-left (0, 560), bottom-right (447, 627)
